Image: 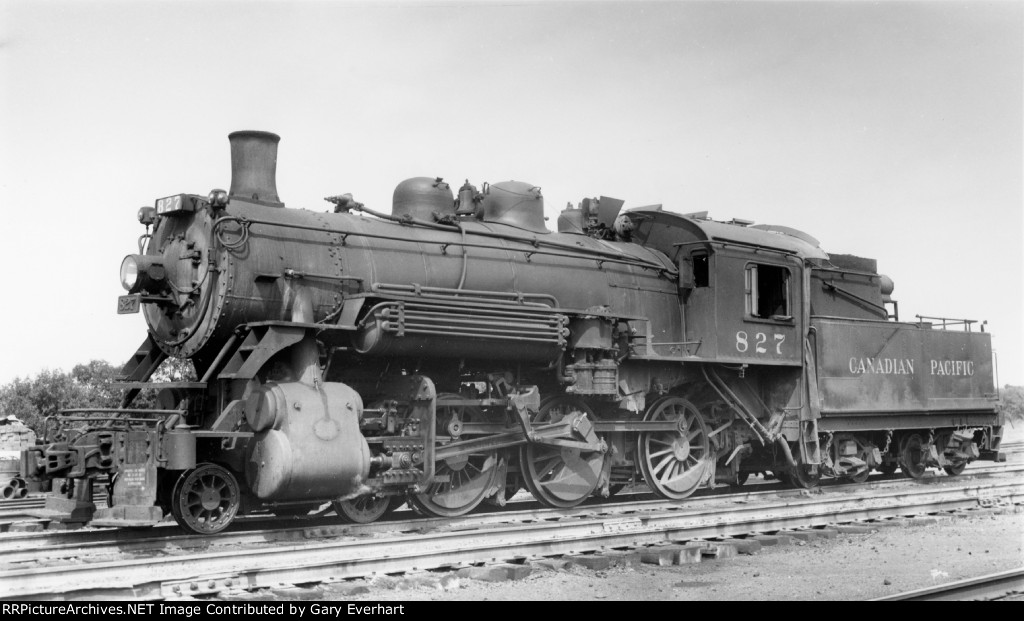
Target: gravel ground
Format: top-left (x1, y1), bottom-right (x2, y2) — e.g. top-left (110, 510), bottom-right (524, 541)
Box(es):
top-left (314, 508), bottom-right (1022, 601)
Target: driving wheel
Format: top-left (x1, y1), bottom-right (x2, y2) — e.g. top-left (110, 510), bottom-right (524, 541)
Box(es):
top-left (410, 394), bottom-right (500, 517)
top-left (519, 396), bottom-right (605, 508)
top-left (636, 397), bottom-right (711, 500)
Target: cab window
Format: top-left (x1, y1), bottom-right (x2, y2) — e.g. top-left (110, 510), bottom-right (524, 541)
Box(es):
top-left (745, 264), bottom-right (790, 319)
top-left (692, 252), bottom-right (709, 287)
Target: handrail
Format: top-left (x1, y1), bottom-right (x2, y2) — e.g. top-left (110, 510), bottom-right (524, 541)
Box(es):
top-left (236, 215), bottom-right (676, 275)
top-left (915, 315), bottom-right (986, 332)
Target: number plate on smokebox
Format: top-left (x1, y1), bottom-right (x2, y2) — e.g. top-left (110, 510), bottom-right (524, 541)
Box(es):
top-left (117, 294), bottom-right (141, 314)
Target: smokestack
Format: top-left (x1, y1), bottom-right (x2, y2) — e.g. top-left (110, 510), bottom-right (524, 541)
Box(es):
top-left (228, 130), bottom-right (284, 207)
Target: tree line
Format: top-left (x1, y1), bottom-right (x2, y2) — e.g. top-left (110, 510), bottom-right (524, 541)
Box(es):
top-left (0, 359), bottom-right (195, 438)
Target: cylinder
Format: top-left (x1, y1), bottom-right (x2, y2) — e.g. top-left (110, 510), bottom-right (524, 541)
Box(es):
top-left (244, 381), bottom-right (370, 501)
top-left (228, 130), bottom-right (283, 207)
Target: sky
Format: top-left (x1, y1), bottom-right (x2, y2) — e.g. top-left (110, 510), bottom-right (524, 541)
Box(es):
top-left (0, 0), bottom-right (1021, 387)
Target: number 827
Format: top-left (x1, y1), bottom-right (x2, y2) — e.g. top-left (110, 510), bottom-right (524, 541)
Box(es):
top-left (735, 331), bottom-right (785, 355)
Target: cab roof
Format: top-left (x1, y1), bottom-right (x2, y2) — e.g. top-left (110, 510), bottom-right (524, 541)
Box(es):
top-left (628, 208), bottom-right (830, 263)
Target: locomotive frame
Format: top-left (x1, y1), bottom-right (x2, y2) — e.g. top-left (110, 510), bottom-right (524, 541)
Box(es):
top-left (21, 131), bottom-right (1004, 534)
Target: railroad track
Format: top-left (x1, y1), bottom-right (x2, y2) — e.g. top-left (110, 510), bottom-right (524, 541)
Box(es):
top-left (3, 463), bottom-right (1021, 554)
top-left (0, 466), bottom-right (1021, 600)
top-left (873, 567), bottom-right (1024, 601)
top-left (1, 454), bottom-right (1020, 530)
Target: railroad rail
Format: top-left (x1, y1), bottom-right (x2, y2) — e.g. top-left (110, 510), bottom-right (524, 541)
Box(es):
top-left (872, 567), bottom-right (1024, 601)
top-left (0, 468), bottom-right (1021, 600)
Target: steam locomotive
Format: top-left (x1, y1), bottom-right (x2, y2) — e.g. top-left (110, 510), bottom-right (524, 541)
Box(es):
top-left (22, 131), bottom-right (1004, 534)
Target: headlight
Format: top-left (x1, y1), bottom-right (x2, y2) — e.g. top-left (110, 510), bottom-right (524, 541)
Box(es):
top-left (120, 256), bottom-right (140, 292)
top-left (120, 255), bottom-right (165, 294)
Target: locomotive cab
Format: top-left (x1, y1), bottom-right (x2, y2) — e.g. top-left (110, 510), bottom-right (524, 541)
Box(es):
top-left (628, 209), bottom-right (825, 366)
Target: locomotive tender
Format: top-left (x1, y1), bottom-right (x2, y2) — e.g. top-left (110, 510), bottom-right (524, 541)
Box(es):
top-left (22, 131), bottom-right (1004, 533)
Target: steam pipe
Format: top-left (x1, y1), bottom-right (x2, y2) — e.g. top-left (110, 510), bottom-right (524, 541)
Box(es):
top-left (776, 437), bottom-right (799, 468)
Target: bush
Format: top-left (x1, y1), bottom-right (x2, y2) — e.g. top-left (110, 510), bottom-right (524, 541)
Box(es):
top-left (1002, 385), bottom-right (1024, 424)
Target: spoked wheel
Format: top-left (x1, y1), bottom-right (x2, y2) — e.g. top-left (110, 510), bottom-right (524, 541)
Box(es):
top-left (410, 394), bottom-right (501, 517)
top-left (636, 397), bottom-right (711, 500)
top-left (898, 433), bottom-right (929, 480)
top-left (520, 396), bottom-right (606, 508)
top-left (333, 495), bottom-right (400, 523)
top-left (170, 463), bottom-right (240, 535)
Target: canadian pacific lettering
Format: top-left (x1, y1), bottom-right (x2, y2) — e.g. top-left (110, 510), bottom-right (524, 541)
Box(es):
top-left (847, 357), bottom-right (976, 377)
top-left (848, 357), bottom-right (915, 375)
top-left (930, 360), bottom-right (975, 376)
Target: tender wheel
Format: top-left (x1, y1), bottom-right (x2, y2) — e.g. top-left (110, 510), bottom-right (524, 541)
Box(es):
top-left (170, 463), bottom-right (240, 535)
top-left (520, 396), bottom-right (605, 508)
top-left (789, 463), bottom-right (821, 489)
top-left (410, 394), bottom-right (500, 517)
top-left (636, 397), bottom-right (711, 500)
top-left (842, 467), bottom-right (870, 484)
top-left (943, 462), bottom-right (967, 476)
top-left (841, 446), bottom-right (872, 484)
top-left (898, 433), bottom-right (929, 479)
top-left (333, 495), bottom-right (400, 523)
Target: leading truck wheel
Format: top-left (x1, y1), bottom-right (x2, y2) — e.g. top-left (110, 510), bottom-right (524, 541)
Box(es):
top-left (333, 495), bottom-right (400, 524)
top-left (637, 397), bottom-right (711, 500)
top-left (170, 463), bottom-right (240, 535)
